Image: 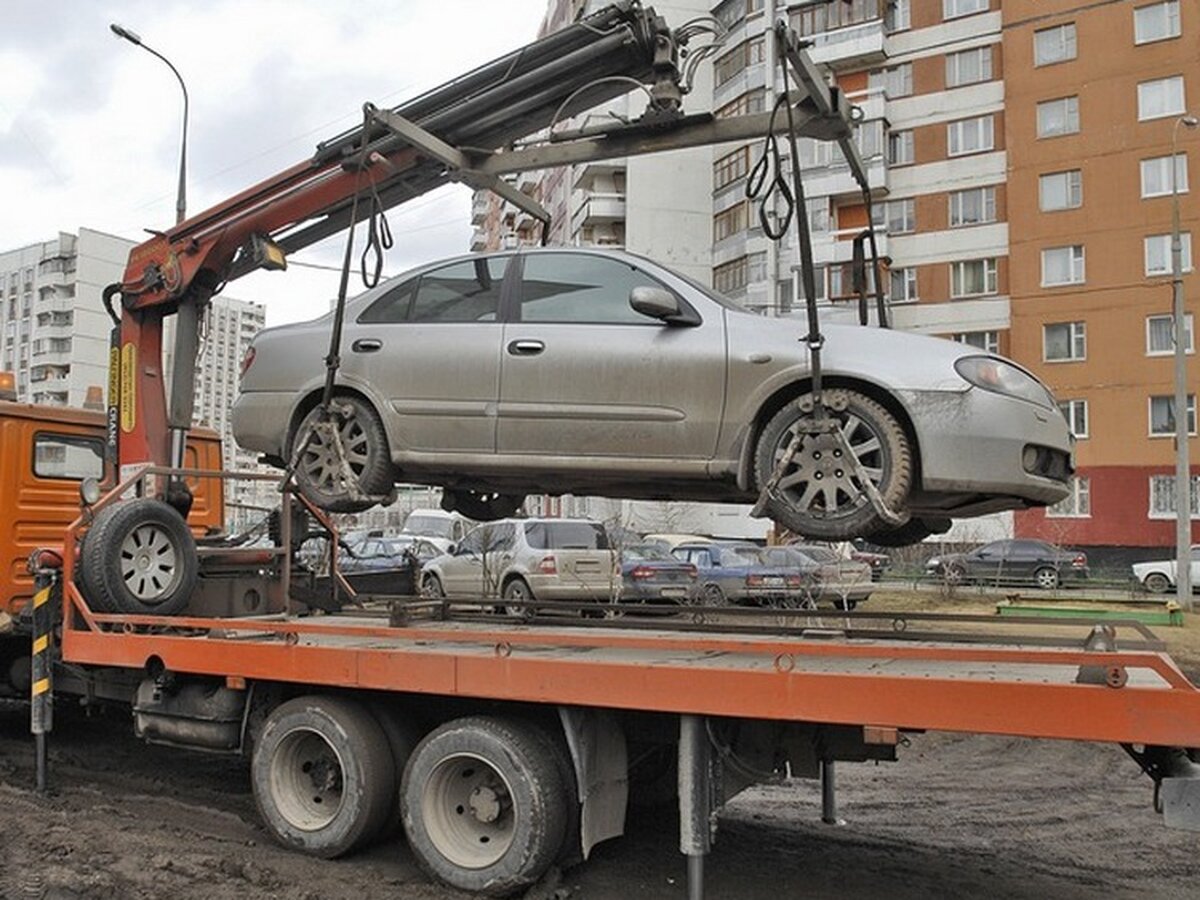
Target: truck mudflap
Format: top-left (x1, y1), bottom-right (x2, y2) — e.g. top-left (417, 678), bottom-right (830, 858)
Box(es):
top-left (1124, 744), bottom-right (1200, 831)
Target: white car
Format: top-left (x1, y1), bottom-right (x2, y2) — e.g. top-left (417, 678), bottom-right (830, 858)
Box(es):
top-left (399, 507), bottom-right (474, 554)
top-left (1133, 545), bottom-right (1200, 593)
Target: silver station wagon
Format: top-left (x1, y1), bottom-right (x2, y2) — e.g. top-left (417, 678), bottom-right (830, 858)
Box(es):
top-left (232, 248), bottom-right (1073, 546)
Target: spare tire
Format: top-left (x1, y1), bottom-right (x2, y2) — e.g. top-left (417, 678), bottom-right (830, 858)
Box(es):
top-left (79, 498), bottom-right (198, 616)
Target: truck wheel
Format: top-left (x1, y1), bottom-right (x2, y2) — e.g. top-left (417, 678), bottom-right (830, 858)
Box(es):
top-left (79, 498), bottom-right (198, 616)
top-left (291, 396), bottom-right (393, 514)
top-left (755, 389), bottom-right (913, 541)
top-left (252, 695), bottom-right (395, 858)
top-left (368, 701), bottom-right (426, 836)
top-left (401, 716), bottom-right (567, 896)
top-left (1144, 572), bottom-right (1172, 594)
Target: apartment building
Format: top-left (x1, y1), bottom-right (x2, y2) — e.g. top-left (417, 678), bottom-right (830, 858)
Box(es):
top-left (1005, 0), bottom-right (1197, 555)
top-left (0, 229), bottom-right (125, 409)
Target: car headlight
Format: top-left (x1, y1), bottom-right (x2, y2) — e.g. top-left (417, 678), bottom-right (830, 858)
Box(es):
top-left (954, 356), bottom-right (1055, 409)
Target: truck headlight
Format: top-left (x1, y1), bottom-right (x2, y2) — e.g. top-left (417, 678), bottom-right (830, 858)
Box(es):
top-left (955, 356), bottom-right (1055, 409)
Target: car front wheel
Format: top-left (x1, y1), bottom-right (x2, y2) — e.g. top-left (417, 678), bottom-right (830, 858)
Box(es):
top-left (755, 389), bottom-right (913, 541)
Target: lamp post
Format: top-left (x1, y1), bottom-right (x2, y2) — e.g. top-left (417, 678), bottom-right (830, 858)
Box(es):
top-left (110, 24), bottom-right (189, 225)
top-left (1171, 114), bottom-right (1198, 611)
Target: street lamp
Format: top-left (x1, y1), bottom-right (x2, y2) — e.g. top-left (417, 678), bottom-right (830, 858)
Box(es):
top-left (110, 24), bottom-right (189, 225)
top-left (1170, 113), bottom-right (1198, 610)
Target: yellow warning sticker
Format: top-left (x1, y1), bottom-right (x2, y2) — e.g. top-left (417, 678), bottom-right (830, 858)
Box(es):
top-left (120, 343), bottom-right (137, 433)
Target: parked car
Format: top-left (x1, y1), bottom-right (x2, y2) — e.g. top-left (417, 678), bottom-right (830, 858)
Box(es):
top-left (671, 542), bottom-right (806, 607)
top-left (849, 539), bottom-right (891, 581)
top-left (1132, 545), bottom-right (1200, 593)
top-left (399, 507), bottom-right (473, 553)
top-left (420, 518), bottom-right (617, 613)
top-left (619, 544), bottom-right (698, 603)
top-left (926, 539), bottom-right (1089, 590)
top-left (760, 544), bottom-right (873, 609)
top-left (339, 535), bottom-right (440, 574)
top-left (233, 248), bottom-right (1073, 546)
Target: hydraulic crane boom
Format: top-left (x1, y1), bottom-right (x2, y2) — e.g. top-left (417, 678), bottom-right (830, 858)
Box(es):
top-left (102, 2), bottom-right (863, 515)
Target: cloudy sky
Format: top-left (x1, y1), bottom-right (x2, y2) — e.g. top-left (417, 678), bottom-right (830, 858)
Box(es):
top-left (0, 0), bottom-right (550, 325)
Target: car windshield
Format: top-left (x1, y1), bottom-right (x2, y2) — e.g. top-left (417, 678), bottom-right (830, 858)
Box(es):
top-left (796, 545), bottom-right (839, 563)
top-left (625, 544), bottom-right (672, 561)
top-left (524, 521), bottom-right (609, 550)
top-left (402, 515), bottom-right (455, 539)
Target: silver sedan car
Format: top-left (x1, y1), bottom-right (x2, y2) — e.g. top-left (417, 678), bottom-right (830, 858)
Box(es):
top-left (232, 248), bottom-right (1072, 545)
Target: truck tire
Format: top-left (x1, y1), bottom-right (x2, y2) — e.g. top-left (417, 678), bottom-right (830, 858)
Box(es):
top-left (79, 498), bottom-right (198, 616)
top-left (252, 695), bottom-right (395, 858)
top-left (368, 700), bottom-right (426, 836)
top-left (755, 389), bottom-right (913, 541)
top-left (291, 396), bottom-right (393, 514)
top-left (401, 716), bottom-right (568, 896)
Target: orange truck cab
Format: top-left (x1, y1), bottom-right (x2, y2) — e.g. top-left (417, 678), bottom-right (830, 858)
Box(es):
top-left (0, 397), bottom-right (223, 619)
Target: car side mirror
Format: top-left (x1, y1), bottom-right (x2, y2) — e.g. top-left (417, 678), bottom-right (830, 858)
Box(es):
top-left (629, 287), bottom-right (697, 326)
top-left (446, 543), bottom-right (456, 555)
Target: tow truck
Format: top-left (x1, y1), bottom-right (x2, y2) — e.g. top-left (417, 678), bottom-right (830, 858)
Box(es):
top-left (26, 4), bottom-right (1200, 897)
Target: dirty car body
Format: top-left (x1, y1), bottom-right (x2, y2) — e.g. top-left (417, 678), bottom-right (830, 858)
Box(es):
top-left (233, 248), bottom-right (1073, 544)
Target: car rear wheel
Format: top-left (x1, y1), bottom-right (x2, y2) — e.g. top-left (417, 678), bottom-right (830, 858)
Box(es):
top-left (502, 578), bottom-right (535, 620)
top-left (1034, 566), bottom-right (1060, 590)
top-left (1144, 572), bottom-right (1172, 594)
top-left (755, 389), bottom-right (913, 542)
top-left (291, 396), bottom-right (393, 514)
top-left (422, 574), bottom-right (446, 599)
top-left (700, 584), bottom-right (725, 607)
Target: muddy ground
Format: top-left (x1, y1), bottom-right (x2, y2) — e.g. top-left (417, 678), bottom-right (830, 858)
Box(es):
top-left (1, 593), bottom-right (1199, 899)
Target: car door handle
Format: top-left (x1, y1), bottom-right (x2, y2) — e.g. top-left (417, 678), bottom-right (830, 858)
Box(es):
top-left (352, 338), bottom-right (382, 353)
top-left (507, 339), bottom-right (545, 356)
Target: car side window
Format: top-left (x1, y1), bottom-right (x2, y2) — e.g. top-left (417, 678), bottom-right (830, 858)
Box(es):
top-left (517, 254), bottom-right (677, 324)
top-left (457, 529), bottom-right (484, 555)
top-left (359, 256), bottom-right (509, 324)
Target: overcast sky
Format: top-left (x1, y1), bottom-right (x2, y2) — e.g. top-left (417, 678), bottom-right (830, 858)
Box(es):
top-left (0, 0), bottom-right (550, 325)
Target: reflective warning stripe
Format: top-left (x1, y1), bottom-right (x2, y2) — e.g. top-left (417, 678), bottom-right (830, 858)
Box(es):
top-left (32, 678), bottom-right (50, 697)
top-left (32, 635), bottom-right (48, 655)
top-left (32, 586), bottom-right (50, 608)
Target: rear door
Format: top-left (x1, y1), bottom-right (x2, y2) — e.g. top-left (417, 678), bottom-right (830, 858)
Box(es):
top-left (343, 255), bottom-right (511, 454)
top-left (497, 252), bottom-right (725, 463)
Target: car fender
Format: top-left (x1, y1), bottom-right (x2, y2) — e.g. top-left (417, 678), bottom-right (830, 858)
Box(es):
top-left (284, 372), bottom-right (401, 456)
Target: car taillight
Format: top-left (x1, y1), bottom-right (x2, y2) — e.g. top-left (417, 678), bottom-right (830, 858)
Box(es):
top-left (786, 574), bottom-right (803, 587)
top-left (240, 345), bottom-right (256, 378)
top-left (685, 563), bottom-right (697, 580)
top-left (1072, 554), bottom-right (1087, 567)
top-left (630, 565), bottom-right (656, 580)
top-left (746, 574), bottom-right (763, 586)
top-left (537, 555), bottom-right (557, 575)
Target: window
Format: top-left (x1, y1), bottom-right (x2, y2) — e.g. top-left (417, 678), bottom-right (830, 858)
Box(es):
top-left (1141, 154), bottom-right (1189, 197)
top-left (1039, 170), bottom-right (1083, 211)
top-left (947, 115), bottom-right (994, 156)
top-left (1047, 477), bottom-right (1091, 517)
top-left (1044, 321), bottom-right (1087, 361)
top-left (1037, 96), bottom-right (1080, 138)
top-left (1138, 76), bottom-right (1186, 121)
top-left (714, 38), bottom-right (764, 87)
top-left (715, 89), bottom-right (767, 119)
top-left (1149, 394), bottom-right (1197, 435)
top-left (873, 198), bottom-right (915, 234)
top-left (1135, 1), bottom-right (1181, 44)
top-left (855, 119), bottom-right (884, 159)
top-left (1147, 313), bottom-right (1195, 354)
top-left (33, 433), bottom-right (105, 480)
top-left (714, 147), bottom-right (751, 190)
top-left (888, 129), bottom-right (914, 165)
top-left (955, 330), bottom-right (1000, 354)
top-left (946, 46), bottom-right (993, 87)
top-left (1042, 245), bottom-right (1086, 286)
top-left (1059, 399), bottom-right (1089, 438)
top-left (359, 257), bottom-right (508, 323)
top-left (1034, 23), bottom-right (1077, 65)
top-left (944, 0), bottom-right (988, 19)
top-left (1145, 233), bottom-right (1193, 276)
top-left (869, 63), bottom-right (913, 99)
top-left (887, 0), bottom-right (911, 32)
top-left (1149, 474), bottom-right (1200, 518)
top-left (949, 186), bottom-right (997, 226)
top-left (950, 258), bottom-right (998, 297)
top-left (890, 267), bottom-right (918, 303)
top-left (715, 256), bottom-right (750, 294)
top-left (806, 198), bottom-right (830, 234)
top-left (714, 201), bottom-right (749, 241)
top-left (793, 0), bottom-right (885, 35)
top-left (518, 254), bottom-right (675, 324)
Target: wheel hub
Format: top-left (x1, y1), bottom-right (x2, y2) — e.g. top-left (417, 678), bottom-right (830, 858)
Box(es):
top-left (468, 785), bottom-right (504, 823)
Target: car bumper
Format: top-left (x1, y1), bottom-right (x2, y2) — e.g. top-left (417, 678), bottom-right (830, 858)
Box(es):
top-left (898, 388), bottom-right (1072, 511)
top-left (231, 391), bottom-right (296, 459)
top-left (620, 581), bottom-right (695, 602)
top-left (526, 575), bottom-right (617, 601)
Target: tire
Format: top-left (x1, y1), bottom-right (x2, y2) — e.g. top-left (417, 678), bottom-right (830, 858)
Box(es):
top-left (1034, 567), bottom-right (1060, 590)
top-left (252, 695), bottom-right (395, 858)
top-left (368, 700), bottom-right (426, 836)
top-left (442, 490), bottom-right (525, 522)
top-left (835, 598), bottom-right (858, 611)
top-left (1145, 572), bottom-right (1172, 594)
top-left (865, 517), bottom-right (951, 548)
top-left (401, 716), bottom-right (568, 896)
top-left (700, 583), bottom-right (725, 607)
top-left (79, 498), bottom-right (198, 616)
top-left (291, 396), bottom-right (393, 514)
top-left (943, 564), bottom-right (966, 586)
top-left (755, 389), bottom-right (913, 541)
top-left (422, 574), bottom-right (446, 599)
top-left (502, 578), bottom-right (535, 620)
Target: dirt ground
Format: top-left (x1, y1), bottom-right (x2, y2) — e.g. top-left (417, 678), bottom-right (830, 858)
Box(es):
top-left (1, 592), bottom-right (1198, 900)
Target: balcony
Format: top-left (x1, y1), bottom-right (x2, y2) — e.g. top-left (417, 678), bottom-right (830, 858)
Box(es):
top-left (570, 192), bottom-right (626, 234)
top-left (790, 1), bottom-right (889, 71)
top-left (803, 152), bottom-right (889, 202)
top-left (572, 159), bottom-right (625, 190)
top-left (470, 229), bottom-right (489, 252)
top-left (812, 226), bottom-right (890, 268)
top-left (470, 193), bottom-right (491, 226)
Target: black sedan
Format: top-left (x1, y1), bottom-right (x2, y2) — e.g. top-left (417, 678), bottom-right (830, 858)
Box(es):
top-left (619, 544), bottom-right (697, 603)
top-left (926, 539), bottom-right (1088, 590)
